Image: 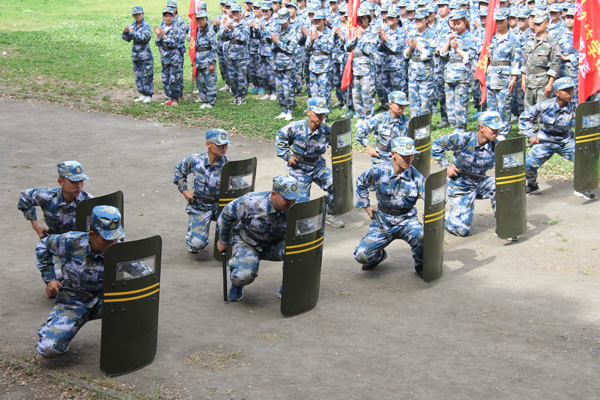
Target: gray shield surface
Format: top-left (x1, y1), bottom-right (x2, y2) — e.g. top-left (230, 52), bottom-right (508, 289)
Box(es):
top-left (75, 191), bottom-right (124, 232)
top-left (213, 158), bottom-right (257, 261)
top-left (574, 100), bottom-right (600, 193)
top-left (281, 196), bottom-right (326, 317)
top-left (495, 137), bottom-right (527, 239)
top-left (101, 235), bottom-right (162, 377)
top-left (330, 117), bottom-right (353, 215)
top-left (422, 169), bottom-right (446, 282)
top-left (408, 112), bottom-right (432, 177)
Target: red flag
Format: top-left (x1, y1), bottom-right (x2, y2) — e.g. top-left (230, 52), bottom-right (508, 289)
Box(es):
top-left (188, 0), bottom-right (202, 79)
top-left (474, 0), bottom-right (500, 105)
top-left (574, 0), bottom-right (600, 103)
top-left (341, 0), bottom-right (360, 91)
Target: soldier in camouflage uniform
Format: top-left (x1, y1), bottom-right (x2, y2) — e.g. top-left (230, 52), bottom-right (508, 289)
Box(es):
top-left (405, 9), bottom-right (435, 118)
top-left (247, 1), bottom-right (263, 94)
top-left (122, 6), bottom-right (154, 103)
top-left (173, 130), bottom-right (233, 253)
top-left (194, 11), bottom-right (218, 109)
top-left (511, 8), bottom-right (532, 118)
top-left (332, 3), bottom-right (352, 109)
top-left (433, 0), bottom-right (452, 127)
top-left (377, 7), bottom-right (407, 109)
top-left (432, 111), bottom-right (502, 237)
top-left (306, 10), bottom-right (334, 108)
top-left (275, 97), bottom-right (345, 228)
top-left (558, 8), bottom-right (579, 102)
top-left (272, 8), bottom-right (299, 120)
top-left (36, 206), bottom-right (126, 357)
top-left (353, 137), bottom-right (425, 277)
top-left (547, 3), bottom-right (566, 39)
top-left (217, 175), bottom-right (301, 302)
top-left (167, 1), bottom-right (189, 71)
top-left (486, 8), bottom-right (522, 140)
top-left (356, 91), bottom-right (411, 166)
top-left (215, 0), bottom-right (231, 92)
top-left (155, 7), bottom-right (185, 105)
top-left (521, 10), bottom-right (561, 109)
top-left (519, 78), bottom-right (596, 200)
top-left (221, 3), bottom-right (251, 105)
top-left (258, 1), bottom-right (278, 100)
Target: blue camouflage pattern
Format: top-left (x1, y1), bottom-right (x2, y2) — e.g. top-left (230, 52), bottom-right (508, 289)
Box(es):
top-left (156, 22), bottom-right (185, 100)
top-left (122, 19), bottom-right (154, 96)
top-left (195, 25), bottom-right (218, 105)
top-left (406, 26), bottom-right (435, 117)
top-left (356, 110), bottom-right (410, 165)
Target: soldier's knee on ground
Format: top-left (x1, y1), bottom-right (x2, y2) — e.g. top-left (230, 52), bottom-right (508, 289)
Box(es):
top-left (231, 269), bottom-right (256, 286)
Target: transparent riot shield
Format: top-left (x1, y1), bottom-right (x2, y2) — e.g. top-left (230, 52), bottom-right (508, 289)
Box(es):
top-left (75, 191), bottom-right (124, 232)
top-left (101, 235), bottom-right (162, 377)
top-left (422, 169), bottom-right (446, 282)
top-left (213, 158), bottom-right (257, 261)
top-left (408, 112), bottom-right (432, 177)
top-left (495, 137), bottom-right (527, 239)
top-left (330, 118), bottom-right (354, 215)
top-left (281, 196), bottom-right (326, 317)
top-left (574, 100), bottom-right (600, 193)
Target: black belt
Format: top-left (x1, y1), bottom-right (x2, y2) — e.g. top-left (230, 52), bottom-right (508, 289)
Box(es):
top-left (293, 153), bottom-right (320, 164)
top-left (411, 56), bottom-right (430, 62)
top-left (489, 60), bottom-right (511, 66)
top-left (448, 57), bottom-right (463, 63)
top-left (230, 40), bottom-right (246, 46)
top-left (383, 49), bottom-right (401, 56)
top-left (196, 46), bottom-right (211, 52)
top-left (375, 142), bottom-right (391, 152)
top-left (193, 195), bottom-right (218, 204)
top-left (274, 47), bottom-right (292, 55)
top-left (312, 51), bottom-right (330, 56)
top-left (219, 36), bottom-right (228, 42)
top-left (378, 204), bottom-right (412, 216)
top-left (260, 39), bottom-right (272, 44)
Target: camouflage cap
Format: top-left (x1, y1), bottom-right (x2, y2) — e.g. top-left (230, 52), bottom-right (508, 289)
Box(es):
top-left (278, 7), bottom-right (290, 20)
top-left (131, 6), bottom-right (144, 14)
top-left (387, 7), bottom-right (400, 18)
top-left (221, 0), bottom-right (228, 4)
top-left (307, 97), bottom-right (330, 114)
top-left (307, 3), bottom-right (319, 13)
top-left (272, 0), bottom-right (282, 3)
top-left (162, 6), bottom-right (174, 14)
top-left (391, 137), bottom-right (420, 156)
top-left (166, 0), bottom-right (178, 8)
top-left (286, 1), bottom-right (299, 10)
top-left (399, 0), bottom-right (408, 7)
top-left (532, 11), bottom-right (549, 24)
top-left (553, 77), bottom-right (575, 91)
top-left (549, 3), bottom-right (563, 13)
top-left (480, 8), bottom-right (488, 17)
top-left (518, 8), bottom-right (532, 18)
top-left (414, 8), bottom-right (428, 19)
top-left (262, 1), bottom-right (273, 10)
top-left (406, 4), bottom-right (417, 12)
top-left (449, 0), bottom-right (460, 10)
top-left (509, 8), bottom-right (519, 18)
top-left (417, 0), bottom-right (429, 6)
top-left (357, 6), bottom-right (371, 17)
top-left (231, 3), bottom-right (243, 12)
top-left (91, 206), bottom-right (125, 241)
top-left (196, 10), bottom-right (208, 18)
top-left (57, 161), bottom-right (89, 181)
top-left (566, 7), bottom-right (575, 16)
top-left (388, 91), bottom-right (409, 106)
top-left (437, 0), bottom-right (450, 6)
top-left (339, 3), bottom-right (347, 13)
top-left (478, 111), bottom-right (503, 130)
top-left (459, 0), bottom-right (469, 5)
top-left (449, 9), bottom-right (468, 20)
top-left (313, 10), bottom-right (326, 19)
top-left (253, 0), bottom-right (262, 7)
top-left (206, 129), bottom-right (233, 145)
top-left (428, 4), bottom-right (437, 13)
top-left (494, 8), bottom-right (510, 20)
top-left (478, 0), bottom-right (489, 4)
top-left (273, 175), bottom-right (301, 200)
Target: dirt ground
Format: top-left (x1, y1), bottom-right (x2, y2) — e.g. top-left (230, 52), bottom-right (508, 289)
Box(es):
top-left (1, 98), bottom-right (599, 400)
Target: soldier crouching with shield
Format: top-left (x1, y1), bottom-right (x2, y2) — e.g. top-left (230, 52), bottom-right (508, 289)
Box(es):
top-left (519, 77), bottom-right (597, 200)
top-left (36, 206), bottom-right (125, 357)
top-left (173, 129), bottom-right (233, 253)
top-left (217, 175), bottom-right (301, 302)
top-left (431, 111), bottom-right (502, 237)
top-left (353, 137), bottom-right (426, 277)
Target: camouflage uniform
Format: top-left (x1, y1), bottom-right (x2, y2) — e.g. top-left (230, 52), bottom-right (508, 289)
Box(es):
top-left (511, 25), bottom-right (532, 117)
top-left (519, 96), bottom-right (576, 187)
top-left (194, 24), bottom-right (218, 106)
top-left (356, 110), bottom-right (410, 165)
top-left (306, 25), bottom-right (335, 108)
top-left (432, 14), bottom-right (451, 123)
top-left (173, 13), bottom-right (189, 69)
top-left (353, 154), bottom-right (425, 269)
top-left (275, 119), bottom-right (335, 214)
top-left (405, 22), bottom-right (435, 117)
top-left (222, 17), bottom-right (250, 102)
top-left (558, 31), bottom-right (579, 102)
top-left (122, 18), bottom-right (154, 97)
top-left (259, 14), bottom-right (278, 94)
top-left (521, 31), bottom-right (561, 109)
top-left (332, 18), bottom-right (353, 107)
top-left (379, 23), bottom-right (408, 106)
top-left (156, 20), bottom-right (185, 101)
top-left (247, 11), bottom-right (262, 90)
top-left (273, 18), bottom-right (299, 114)
top-left (216, 12), bottom-right (230, 87)
top-left (432, 130), bottom-right (497, 237)
top-left (345, 24), bottom-right (379, 119)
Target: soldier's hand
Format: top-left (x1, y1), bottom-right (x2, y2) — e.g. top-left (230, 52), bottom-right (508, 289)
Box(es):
top-left (288, 156), bottom-right (299, 167)
top-left (508, 79), bottom-right (516, 94)
top-left (31, 221), bottom-right (49, 239)
top-left (46, 280), bottom-right (62, 298)
top-left (447, 165), bottom-right (459, 178)
top-left (450, 40), bottom-right (458, 49)
top-left (379, 30), bottom-right (388, 42)
top-left (529, 136), bottom-right (540, 145)
top-left (209, 64), bottom-right (215, 73)
top-left (310, 30), bottom-right (319, 41)
top-left (301, 26), bottom-right (308, 36)
top-left (521, 78), bottom-right (526, 92)
top-left (365, 207), bottom-right (376, 219)
top-left (448, 34), bottom-right (456, 42)
top-left (544, 82), bottom-right (553, 98)
top-left (182, 190), bottom-right (194, 202)
top-left (366, 146), bottom-right (381, 158)
top-left (217, 241), bottom-right (229, 253)
top-left (271, 33), bottom-right (279, 44)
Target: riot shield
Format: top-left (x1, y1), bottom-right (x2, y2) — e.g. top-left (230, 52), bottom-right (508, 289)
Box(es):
top-left (495, 137), bottom-right (527, 239)
top-left (330, 117), bottom-right (354, 215)
top-left (281, 196), bottom-right (326, 317)
top-left (213, 158), bottom-right (257, 261)
top-left (574, 100), bottom-right (600, 193)
top-left (422, 169), bottom-right (446, 282)
top-left (75, 191), bottom-right (124, 232)
top-left (101, 235), bottom-right (162, 377)
top-left (408, 112), bottom-right (432, 177)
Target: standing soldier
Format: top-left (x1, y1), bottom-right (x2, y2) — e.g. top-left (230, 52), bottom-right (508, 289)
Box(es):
top-left (332, 4), bottom-right (352, 111)
top-left (194, 10), bottom-right (218, 109)
top-left (306, 10), bottom-right (334, 108)
top-left (215, 0), bottom-right (231, 93)
top-left (519, 78), bottom-right (596, 200)
top-left (433, 0), bottom-right (452, 127)
top-left (167, 0), bottom-right (189, 73)
top-left (485, 8), bottom-right (522, 140)
top-left (174, 130), bottom-right (233, 253)
top-left (521, 10), bottom-right (561, 109)
top-left (558, 8), bottom-right (579, 102)
top-left (353, 137), bottom-right (425, 276)
top-left (217, 175), bottom-right (301, 302)
top-left (247, 1), bottom-right (264, 95)
top-left (272, 7), bottom-right (299, 120)
top-left (222, 3), bottom-right (251, 105)
top-left (356, 91), bottom-right (411, 166)
top-left (258, 1), bottom-right (278, 101)
top-left (122, 6), bottom-right (154, 103)
top-left (155, 7), bottom-right (185, 106)
top-left (547, 3), bottom-right (566, 39)
top-left (275, 97), bottom-right (345, 228)
top-left (511, 8), bottom-right (532, 119)
top-left (378, 7), bottom-right (408, 109)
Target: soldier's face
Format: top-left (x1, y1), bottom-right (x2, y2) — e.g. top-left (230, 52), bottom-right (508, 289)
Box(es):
top-left (533, 20), bottom-right (548, 34)
top-left (479, 125), bottom-right (499, 143)
top-left (389, 102), bottom-right (406, 116)
top-left (207, 142), bottom-right (228, 159)
top-left (306, 110), bottom-right (326, 126)
top-left (163, 13), bottom-right (174, 25)
top-left (133, 13), bottom-right (144, 22)
top-left (496, 18), bottom-right (508, 31)
top-left (287, 6), bottom-right (297, 18)
top-left (232, 11), bottom-right (242, 21)
top-left (438, 5), bottom-right (449, 18)
top-left (271, 192), bottom-right (296, 211)
top-left (518, 18), bottom-right (528, 29)
top-left (416, 18), bottom-right (427, 29)
top-left (197, 17), bottom-right (207, 29)
top-left (565, 15), bottom-right (574, 28)
top-left (550, 11), bottom-right (560, 22)
top-left (556, 87), bottom-right (574, 103)
top-left (58, 177), bottom-right (84, 200)
top-left (253, 7), bottom-right (262, 17)
top-left (392, 152), bottom-right (414, 171)
top-left (387, 16), bottom-right (399, 26)
top-left (89, 230), bottom-right (118, 254)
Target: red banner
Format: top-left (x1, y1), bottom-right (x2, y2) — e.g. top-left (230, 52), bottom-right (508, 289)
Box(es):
top-left (341, 0), bottom-right (360, 91)
top-left (188, 0), bottom-right (202, 79)
top-left (474, 0), bottom-right (500, 105)
top-left (574, 0), bottom-right (600, 103)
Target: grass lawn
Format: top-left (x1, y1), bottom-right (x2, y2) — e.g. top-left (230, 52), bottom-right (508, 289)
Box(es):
top-left (0, 0), bottom-right (575, 179)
